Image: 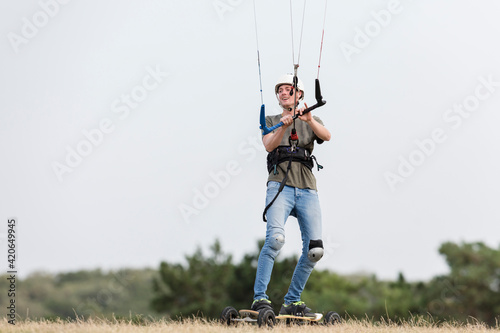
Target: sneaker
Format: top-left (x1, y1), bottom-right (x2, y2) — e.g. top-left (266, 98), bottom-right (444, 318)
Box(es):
top-left (251, 298), bottom-right (272, 311)
top-left (279, 301), bottom-right (315, 317)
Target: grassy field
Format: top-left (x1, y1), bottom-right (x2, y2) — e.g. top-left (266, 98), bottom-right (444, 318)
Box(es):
top-left (0, 317), bottom-right (498, 333)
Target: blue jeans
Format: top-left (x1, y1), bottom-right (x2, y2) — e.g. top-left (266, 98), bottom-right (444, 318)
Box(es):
top-left (253, 181), bottom-right (322, 305)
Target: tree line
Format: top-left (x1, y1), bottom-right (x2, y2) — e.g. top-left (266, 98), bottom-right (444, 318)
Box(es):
top-left (1, 240), bottom-right (498, 326)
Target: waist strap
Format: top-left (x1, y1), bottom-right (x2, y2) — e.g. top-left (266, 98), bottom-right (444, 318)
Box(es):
top-left (267, 146), bottom-right (319, 174)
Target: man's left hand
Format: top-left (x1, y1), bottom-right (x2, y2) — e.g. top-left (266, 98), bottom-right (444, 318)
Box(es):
top-left (297, 103), bottom-right (312, 123)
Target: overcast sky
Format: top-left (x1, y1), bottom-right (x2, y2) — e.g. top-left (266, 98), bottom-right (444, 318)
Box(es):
top-left (1, 0), bottom-right (499, 282)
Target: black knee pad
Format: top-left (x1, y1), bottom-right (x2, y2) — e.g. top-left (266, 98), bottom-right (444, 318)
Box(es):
top-left (307, 239), bottom-right (324, 262)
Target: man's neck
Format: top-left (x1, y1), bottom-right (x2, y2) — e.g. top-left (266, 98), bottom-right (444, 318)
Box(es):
top-left (281, 105), bottom-right (296, 115)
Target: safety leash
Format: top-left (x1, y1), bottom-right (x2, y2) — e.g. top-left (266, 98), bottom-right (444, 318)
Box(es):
top-left (262, 154), bottom-right (293, 222)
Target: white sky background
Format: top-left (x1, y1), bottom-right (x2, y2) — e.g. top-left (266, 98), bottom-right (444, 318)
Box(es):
top-left (1, 0), bottom-right (499, 282)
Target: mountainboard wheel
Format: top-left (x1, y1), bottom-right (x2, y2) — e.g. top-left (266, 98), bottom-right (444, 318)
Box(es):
top-left (324, 311), bottom-right (341, 325)
top-left (220, 306), bottom-right (239, 326)
top-left (257, 308), bottom-right (275, 328)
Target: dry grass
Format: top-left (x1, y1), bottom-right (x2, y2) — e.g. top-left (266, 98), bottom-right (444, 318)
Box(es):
top-left (0, 317), bottom-right (498, 333)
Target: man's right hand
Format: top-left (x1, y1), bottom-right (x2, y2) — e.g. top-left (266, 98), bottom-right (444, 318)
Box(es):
top-left (280, 114), bottom-right (293, 127)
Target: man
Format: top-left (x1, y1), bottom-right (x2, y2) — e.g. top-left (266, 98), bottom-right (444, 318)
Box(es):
top-left (251, 74), bottom-right (331, 317)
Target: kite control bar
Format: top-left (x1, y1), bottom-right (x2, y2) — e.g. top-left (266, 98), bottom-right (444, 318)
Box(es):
top-left (260, 79), bottom-right (326, 135)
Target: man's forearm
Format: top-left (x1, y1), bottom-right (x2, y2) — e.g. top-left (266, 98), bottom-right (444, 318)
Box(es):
top-left (308, 118), bottom-right (331, 141)
top-left (262, 126), bottom-right (287, 152)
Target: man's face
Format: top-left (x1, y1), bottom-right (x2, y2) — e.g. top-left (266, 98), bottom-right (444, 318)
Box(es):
top-left (278, 84), bottom-right (302, 108)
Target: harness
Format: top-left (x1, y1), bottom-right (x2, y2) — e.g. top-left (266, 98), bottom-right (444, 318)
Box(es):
top-left (262, 145), bottom-right (323, 222)
top-left (267, 146), bottom-right (322, 175)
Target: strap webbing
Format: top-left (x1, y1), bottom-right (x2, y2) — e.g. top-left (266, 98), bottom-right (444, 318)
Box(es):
top-left (262, 155), bottom-right (293, 222)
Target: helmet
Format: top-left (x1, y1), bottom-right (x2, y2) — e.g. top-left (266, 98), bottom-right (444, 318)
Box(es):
top-left (275, 74), bottom-right (305, 101)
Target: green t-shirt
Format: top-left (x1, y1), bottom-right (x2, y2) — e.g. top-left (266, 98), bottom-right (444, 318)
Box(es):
top-left (264, 114), bottom-right (324, 190)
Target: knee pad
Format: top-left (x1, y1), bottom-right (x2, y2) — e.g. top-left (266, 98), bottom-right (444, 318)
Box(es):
top-left (269, 233), bottom-right (285, 251)
top-left (307, 239), bottom-right (324, 262)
